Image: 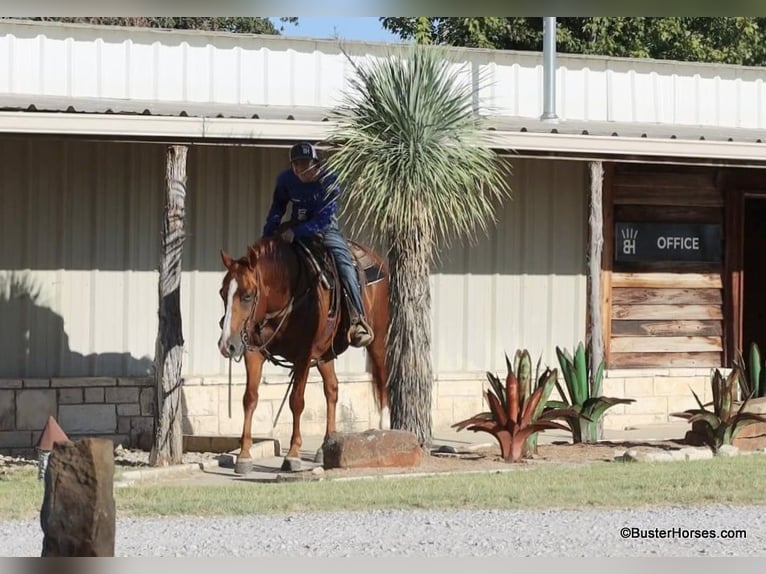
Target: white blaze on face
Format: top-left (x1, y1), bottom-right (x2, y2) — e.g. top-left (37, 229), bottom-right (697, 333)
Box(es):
top-left (218, 278), bottom-right (239, 354)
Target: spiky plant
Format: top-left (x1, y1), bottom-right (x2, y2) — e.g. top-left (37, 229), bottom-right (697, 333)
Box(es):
top-left (452, 353), bottom-right (580, 462)
top-left (552, 342), bottom-right (635, 443)
top-left (670, 367), bottom-right (766, 453)
top-left (733, 342), bottom-right (766, 400)
top-left (325, 44), bottom-right (512, 446)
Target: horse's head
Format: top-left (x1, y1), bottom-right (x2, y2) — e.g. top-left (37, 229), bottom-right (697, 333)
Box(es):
top-left (217, 245), bottom-right (262, 360)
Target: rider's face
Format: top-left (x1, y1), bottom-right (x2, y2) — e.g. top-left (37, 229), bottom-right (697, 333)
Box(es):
top-left (292, 159), bottom-right (320, 183)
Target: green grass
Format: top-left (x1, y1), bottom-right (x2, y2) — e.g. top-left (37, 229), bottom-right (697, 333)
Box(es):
top-left (3, 456), bottom-right (766, 520)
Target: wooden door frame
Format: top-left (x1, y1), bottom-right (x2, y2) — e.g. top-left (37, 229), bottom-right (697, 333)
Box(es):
top-left (727, 186), bottom-right (766, 364)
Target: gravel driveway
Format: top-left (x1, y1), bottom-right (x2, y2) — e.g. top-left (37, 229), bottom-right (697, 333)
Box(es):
top-left (2, 505), bottom-right (764, 557)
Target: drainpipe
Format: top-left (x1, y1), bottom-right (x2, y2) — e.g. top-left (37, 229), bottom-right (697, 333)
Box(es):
top-left (540, 16), bottom-right (559, 122)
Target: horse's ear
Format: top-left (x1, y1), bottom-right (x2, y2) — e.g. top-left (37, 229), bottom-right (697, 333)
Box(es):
top-left (246, 245), bottom-right (258, 270)
top-left (220, 249), bottom-right (234, 269)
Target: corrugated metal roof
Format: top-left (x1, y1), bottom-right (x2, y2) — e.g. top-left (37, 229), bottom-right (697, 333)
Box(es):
top-left (1, 94), bottom-right (764, 146)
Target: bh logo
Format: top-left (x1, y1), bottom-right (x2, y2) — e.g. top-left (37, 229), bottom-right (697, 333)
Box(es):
top-left (621, 227), bottom-right (638, 255)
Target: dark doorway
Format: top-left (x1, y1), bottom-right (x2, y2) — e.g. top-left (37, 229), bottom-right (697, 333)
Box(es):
top-left (742, 198), bottom-right (766, 355)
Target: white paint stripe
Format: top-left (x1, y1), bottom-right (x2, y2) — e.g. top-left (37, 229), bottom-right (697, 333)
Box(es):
top-left (220, 277), bottom-right (238, 350)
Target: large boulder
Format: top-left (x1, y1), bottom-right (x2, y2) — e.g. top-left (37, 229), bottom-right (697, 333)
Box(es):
top-left (40, 438), bottom-right (115, 557)
top-left (322, 429), bottom-right (422, 469)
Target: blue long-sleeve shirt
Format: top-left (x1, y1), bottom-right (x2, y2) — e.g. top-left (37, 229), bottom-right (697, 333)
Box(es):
top-left (262, 168), bottom-right (341, 239)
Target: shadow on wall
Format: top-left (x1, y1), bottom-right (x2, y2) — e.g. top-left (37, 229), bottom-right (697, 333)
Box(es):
top-left (0, 272), bottom-right (153, 378)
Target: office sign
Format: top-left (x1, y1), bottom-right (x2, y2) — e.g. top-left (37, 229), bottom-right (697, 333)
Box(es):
top-left (615, 222), bottom-right (722, 263)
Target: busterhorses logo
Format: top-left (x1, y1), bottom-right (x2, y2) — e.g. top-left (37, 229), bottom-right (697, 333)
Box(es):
top-left (621, 226), bottom-right (638, 255)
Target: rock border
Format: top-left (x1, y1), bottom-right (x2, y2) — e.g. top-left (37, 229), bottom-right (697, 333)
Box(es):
top-left (616, 445), bottom-right (766, 463)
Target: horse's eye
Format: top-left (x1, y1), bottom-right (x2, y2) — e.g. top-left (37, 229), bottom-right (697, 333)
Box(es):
top-left (241, 293), bottom-right (254, 303)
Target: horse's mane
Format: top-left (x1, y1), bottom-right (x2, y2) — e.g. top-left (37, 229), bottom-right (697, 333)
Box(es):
top-left (236, 238), bottom-right (294, 289)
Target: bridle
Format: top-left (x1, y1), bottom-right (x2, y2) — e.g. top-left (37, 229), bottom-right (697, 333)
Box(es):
top-left (222, 267), bottom-right (314, 369)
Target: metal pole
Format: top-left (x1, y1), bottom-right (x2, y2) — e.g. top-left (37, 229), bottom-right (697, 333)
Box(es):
top-left (541, 16), bottom-right (558, 121)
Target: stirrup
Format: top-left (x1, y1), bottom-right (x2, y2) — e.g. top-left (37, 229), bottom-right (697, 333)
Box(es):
top-left (349, 317), bottom-right (374, 347)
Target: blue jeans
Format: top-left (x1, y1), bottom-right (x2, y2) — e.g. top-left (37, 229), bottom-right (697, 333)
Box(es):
top-left (321, 227), bottom-right (365, 318)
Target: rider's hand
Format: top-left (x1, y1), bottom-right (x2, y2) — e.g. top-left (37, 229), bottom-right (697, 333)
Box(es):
top-left (280, 229), bottom-right (295, 244)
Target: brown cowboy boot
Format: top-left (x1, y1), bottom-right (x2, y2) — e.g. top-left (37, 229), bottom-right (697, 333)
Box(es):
top-left (348, 315), bottom-right (374, 347)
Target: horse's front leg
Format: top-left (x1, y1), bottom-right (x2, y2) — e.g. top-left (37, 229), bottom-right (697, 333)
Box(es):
top-left (282, 359), bottom-right (312, 472)
top-left (313, 359), bottom-right (340, 464)
top-left (234, 350), bottom-right (265, 474)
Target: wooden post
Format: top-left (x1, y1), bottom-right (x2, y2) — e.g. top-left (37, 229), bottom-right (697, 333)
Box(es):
top-left (149, 145), bottom-right (188, 466)
top-left (588, 161), bottom-right (605, 439)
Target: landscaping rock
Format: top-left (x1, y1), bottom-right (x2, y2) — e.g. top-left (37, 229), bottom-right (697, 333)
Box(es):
top-left (717, 445), bottom-right (739, 457)
top-left (40, 438), bottom-right (115, 557)
top-left (732, 422), bottom-right (766, 451)
top-left (322, 429), bottom-right (421, 470)
top-left (678, 447), bottom-right (713, 461)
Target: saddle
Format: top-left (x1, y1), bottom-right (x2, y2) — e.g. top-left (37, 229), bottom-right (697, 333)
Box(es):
top-left (295, 237), bottom-right (385, 320)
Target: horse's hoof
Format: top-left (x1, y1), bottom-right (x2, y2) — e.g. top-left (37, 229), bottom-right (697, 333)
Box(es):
top-left (281, 457), bottom-right (302, 472)
top-left (234, 459), bottom-right (253, 475)
top-left (314, 448), bottom-right (324, 465)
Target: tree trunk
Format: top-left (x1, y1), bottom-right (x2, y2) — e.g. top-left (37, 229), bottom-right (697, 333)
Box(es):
top-left (387, 227), bottom-right (434, 448)
top-left (588, 160), bottom-right (605, 442)
top-left (149, 145), bottom-right (188, 466)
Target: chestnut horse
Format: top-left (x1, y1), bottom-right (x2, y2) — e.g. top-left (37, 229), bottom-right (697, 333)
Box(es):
top-left (217, 237), bottom-right (391, 472)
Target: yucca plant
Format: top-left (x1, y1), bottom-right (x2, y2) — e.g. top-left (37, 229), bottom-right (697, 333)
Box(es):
top-left (733, 342), bottom-right (766, 400)
top-left (325, 44), bottom-right (512, 446)
top-left (552, 342), bottom-right (635, 443)
top-left (452, 351), bottom-right (580, 463)
top-left (670, 367), bottom-right (766, 454)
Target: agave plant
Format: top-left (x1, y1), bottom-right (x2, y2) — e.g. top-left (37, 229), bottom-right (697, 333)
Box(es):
top-left (670, 367), bottom-right (766, 454)
top-left (552, 342), bottom-right (635, 443)
top-left (452, 351), bottom-right (580, 463)
top-left (733, 342), bottom-right (766, 400)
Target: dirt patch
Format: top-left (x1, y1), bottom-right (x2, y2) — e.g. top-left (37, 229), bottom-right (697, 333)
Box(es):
top-left (298, 439), bottom-right (693, 481)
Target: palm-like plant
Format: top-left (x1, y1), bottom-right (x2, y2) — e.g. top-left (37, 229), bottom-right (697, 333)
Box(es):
top-left (325, 45), bottom-right (512, 445)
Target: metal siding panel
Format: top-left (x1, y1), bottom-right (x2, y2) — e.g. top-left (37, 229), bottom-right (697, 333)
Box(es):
top-left (585, 67), bottom-right (609, 121)
top-left (39, 36), bottom-right (68, 96)
top-left (426, 159), bottom-right (588, 377)
top-left (98, 38), bottom-right (128, 98)
top-left (0, 144), bottom-right (582, 381)
top-left (0, 33), bottom-right (10, 92)
top-left (239, 46), bottom-right (267, 105)
top-left (266, 49), bottom-right (293, 106)
top-left (155, 41), bottom-right (185, 101)
top-left (695, 75), bottom-right (716, 126)
top-left (71, 38), bottom-right (99, 97)
top-left (126, 40), bottom-right (154, 100)
top-left (210, 44), bottom-right (239, 104)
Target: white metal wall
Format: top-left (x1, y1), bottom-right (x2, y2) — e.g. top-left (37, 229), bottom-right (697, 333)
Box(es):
top-left (0, 137), bottom-right (587, 380)
top-left (1, 20), bottom-right (764, 128)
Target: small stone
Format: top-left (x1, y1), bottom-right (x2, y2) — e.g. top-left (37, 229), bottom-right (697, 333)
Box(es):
top-left (679, 447), bottom-right (713, 461)
top-left (717, 445), bottom-right (739, 457)
top-left (311, 467), bottom-right (324, 476)
top-left (621, 450), bottom-right (653, 462)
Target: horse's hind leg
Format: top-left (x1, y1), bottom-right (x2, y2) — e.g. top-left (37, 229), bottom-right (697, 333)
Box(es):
top-left (282, 359), bottom-right (311, 472)
top-left (366, 316), bottom-right (390, 430)
top-left (314, 359), bottom-right (340, 465)
top-left (235, 351), bottom-right (265, 474)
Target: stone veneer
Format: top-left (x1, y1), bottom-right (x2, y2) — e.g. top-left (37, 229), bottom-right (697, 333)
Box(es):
top-left (600, 368), bottom-right (727, 430)
top-left (0, 367), bottom-right (729, 454)
top-left (0, 377), bottom-right (155, 456)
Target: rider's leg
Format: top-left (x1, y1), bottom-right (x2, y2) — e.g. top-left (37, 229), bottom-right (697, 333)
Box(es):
top-left (322, 227), bottom-right (374, 347)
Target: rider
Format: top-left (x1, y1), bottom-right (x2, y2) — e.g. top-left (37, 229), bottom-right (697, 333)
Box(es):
top-left (262, 142), bottom-right (374, 348)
